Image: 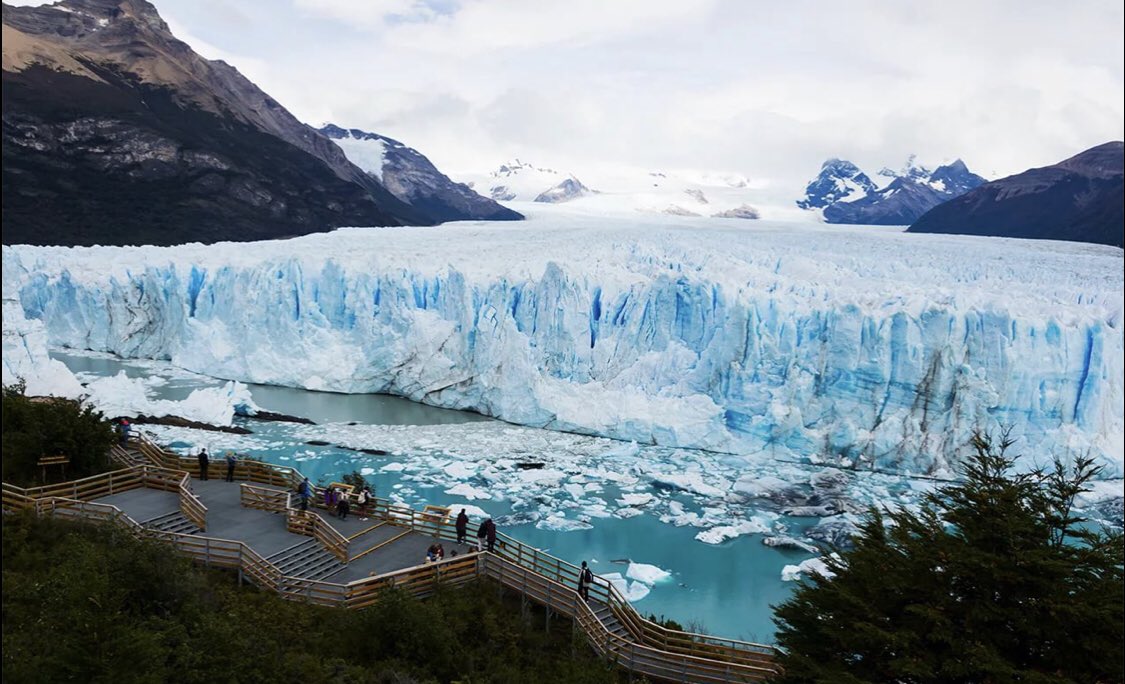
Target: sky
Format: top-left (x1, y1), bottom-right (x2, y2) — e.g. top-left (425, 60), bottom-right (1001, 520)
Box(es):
top-left (17, 0), bottom-right (1125, 188)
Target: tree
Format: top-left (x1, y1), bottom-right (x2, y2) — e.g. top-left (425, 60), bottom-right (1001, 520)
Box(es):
top-left (2, 382), bottom-right (117, 486)
top-left (772, 431), bottom-right (1124, 683)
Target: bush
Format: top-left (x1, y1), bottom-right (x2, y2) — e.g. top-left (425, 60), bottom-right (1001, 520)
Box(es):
top-left (772, 432), bottom-right (1125, 683)
top-left (2, 382), bottom-right (117, 486)
top-left (2, 514), bottom-right (627, 683)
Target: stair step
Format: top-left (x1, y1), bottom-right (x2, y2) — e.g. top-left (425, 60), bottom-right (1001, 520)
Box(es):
top-left (267, 539), bottom-right (318, 564)
top-left (141, 511), bottom-right (200, 535)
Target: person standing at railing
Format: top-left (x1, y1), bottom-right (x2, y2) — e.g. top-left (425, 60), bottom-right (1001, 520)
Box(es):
top-left (455, 509), bottom-right (469, 545)
top-left (336, 490), bottom-right (350, 520)
top-left (198, 448), bottom-right (210, 480)
top-left (476, 518), bottom-right (489, 552)
top-left (297, 477), bottom-right (311, 511)
top-left (578, 561), bottom-right (594, 601)
top-left (486, 518), bottom-right (497, 552)
top-left (225, 451), bottom-right (237, 482)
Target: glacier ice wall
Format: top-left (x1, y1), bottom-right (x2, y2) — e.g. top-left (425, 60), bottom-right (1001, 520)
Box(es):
top-left (4, 216), bottom-right (1123, 476)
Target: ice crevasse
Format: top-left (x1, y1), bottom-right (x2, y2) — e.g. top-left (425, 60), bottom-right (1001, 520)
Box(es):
top-left (3, 217), bottom-right (1122, 477)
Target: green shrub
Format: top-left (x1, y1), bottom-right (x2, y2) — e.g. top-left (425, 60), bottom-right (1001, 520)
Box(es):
top-left (2, 382), bottom-right (117, 486)
top-left (772, 432), bottom-right (1125, 683)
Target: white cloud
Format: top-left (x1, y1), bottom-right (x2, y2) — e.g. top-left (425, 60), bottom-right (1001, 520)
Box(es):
top-left (118, 0), bottom-right (1125, 190)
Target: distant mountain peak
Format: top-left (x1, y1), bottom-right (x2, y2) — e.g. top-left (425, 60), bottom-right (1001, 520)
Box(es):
top-left (797, 158), bottom-right (876, 210)
top-left (801, 155), bottom-right (986, 225)
top-left (320, 123), bottom-right (521, 223)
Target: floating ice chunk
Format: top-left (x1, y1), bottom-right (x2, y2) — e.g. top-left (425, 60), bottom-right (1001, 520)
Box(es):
top-left (625, 581), bottom-right (650, 601)
top-left (695, 516), bottom-right (774, 544)
top-left (517, 468), bottom-right (567, 485)
top-left (536, 513), bottom-right (593, 532)
top-left (626, 562), bottom-right (672, 584)
top-left (563, 483), bottom-right (586, 500)
top-left (583, 506), bottom-right (614, 519)
top-left (359, 467), bottom-right (376, 476)
top-left (650, 472), bottom-right (728, 498)
top-left (444, 483), bottom-right (492, 500)
top-left (444, 503), bottom-right (490, 519)
top-left (598, 572), bottom-right (650, 601)
top-left (443, 461), bottom-right (477, 479)
top-left (615, 507), bottom-right (644, 519)
top-left (781, 555), bottom-right (840, 582)
top-left (733, 475), bottom-right (790, 498)
top-left (763, 535), bottom-right (820, 554)
top-left (616, 493), bottom-right (654, 507)
top-left (380, 462), bottom-right (407, 472)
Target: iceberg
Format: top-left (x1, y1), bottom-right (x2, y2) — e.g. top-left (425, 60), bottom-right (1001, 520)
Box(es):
top-left (781, 554), bottom-right (840, 582)
top-left (627, 562), bottom-right (672, 584)
top-left (3, 213), bottom-right (1122, 477)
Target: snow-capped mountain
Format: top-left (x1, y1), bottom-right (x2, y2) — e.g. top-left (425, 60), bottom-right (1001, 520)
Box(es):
top-left (799, 157), bottom-right (987, 225)
top-left (459, 162), bottom-right (811, 220)
top-left (475, 159), bottom-right (593, 203)
top-left (796, 160), bottom-right (877, 209)
top-left (319, 125), bottom-right (521, 223)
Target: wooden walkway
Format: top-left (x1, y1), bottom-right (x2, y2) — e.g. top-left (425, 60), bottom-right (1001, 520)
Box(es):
top-left (2, 436), bottom-right (780, 683)
top-left (95, 480), bottom-right (470, 580)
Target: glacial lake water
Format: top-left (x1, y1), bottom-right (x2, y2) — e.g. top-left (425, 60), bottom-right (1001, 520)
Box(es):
top-left (55, 350), bottom-right (832, 643)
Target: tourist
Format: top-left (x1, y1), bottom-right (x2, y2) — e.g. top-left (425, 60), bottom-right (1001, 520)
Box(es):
top-left (336, 491), bottom-right (350, 520)
top-left (298, 477), bottom-right (311, 511)
top-left (355, 487), bottom-right (368, 512)
top-left (225, 451), bottom-right (237, 482)
top-left (426, 543), bottom-right (441, 563)
top-left (118, 418), bottom-right (131, 446)
top-left (198, 448), bottom-right (209, 480)
top-left (455, 508), bottom-right (469, 544)
top-left (578, 561), bottom-right (594, 601)
top-left (476, 518), bottom-right (489, 552)
top-left (324, 487), bottom-right (335, 511)
top-left (486, 518), bottom-right (497, 552)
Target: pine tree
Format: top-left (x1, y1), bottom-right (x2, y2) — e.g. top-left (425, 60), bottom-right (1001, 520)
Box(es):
top-left (772, 431), bottom-right (1124, 683)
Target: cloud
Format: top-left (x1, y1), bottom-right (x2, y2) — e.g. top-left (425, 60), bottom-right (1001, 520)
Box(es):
top-left (152, 0), bottom-right (1123, 190)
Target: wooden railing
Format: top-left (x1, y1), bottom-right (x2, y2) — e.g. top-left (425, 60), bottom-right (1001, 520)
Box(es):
top-left (481, 553), bottom-right (779, 682)
top-left (286, 508), bottom-right (349, 563)
top-left (240, 482), bottom-right (289, 513)
top-left (176, 472), bottom-right (208, 531)
top-left (4, 467), bottom-right (145, 505)
top-left (31, 496), bottom-right (146, 538)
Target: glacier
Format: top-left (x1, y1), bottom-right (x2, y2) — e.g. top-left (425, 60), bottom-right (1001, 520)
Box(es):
top-left (3, 209), bottom-right (1123, 477)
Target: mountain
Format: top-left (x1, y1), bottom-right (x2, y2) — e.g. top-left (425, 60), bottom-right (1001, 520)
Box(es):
top-left (1, 0), bottom-right (430, 247)
top-left (796, 159), bottom-right (877, 209)
top-left (475, 159), bottom-right (594, 203)
top-left (799, 157), bottom-right (986, 225)
top-left (319, 125), bottom-right (521, 223)
top-left (908, 142), bottom-right (1124, 248)
top-left (534, 177), bottom-right (591, 203)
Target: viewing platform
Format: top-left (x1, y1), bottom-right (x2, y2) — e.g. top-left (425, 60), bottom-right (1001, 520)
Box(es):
top-left (2, 436), bottom-right (780, 683)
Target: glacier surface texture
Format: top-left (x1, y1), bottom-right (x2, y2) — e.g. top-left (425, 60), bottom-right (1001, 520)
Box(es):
top-left (4, 210), bottom-right (1123, 476)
